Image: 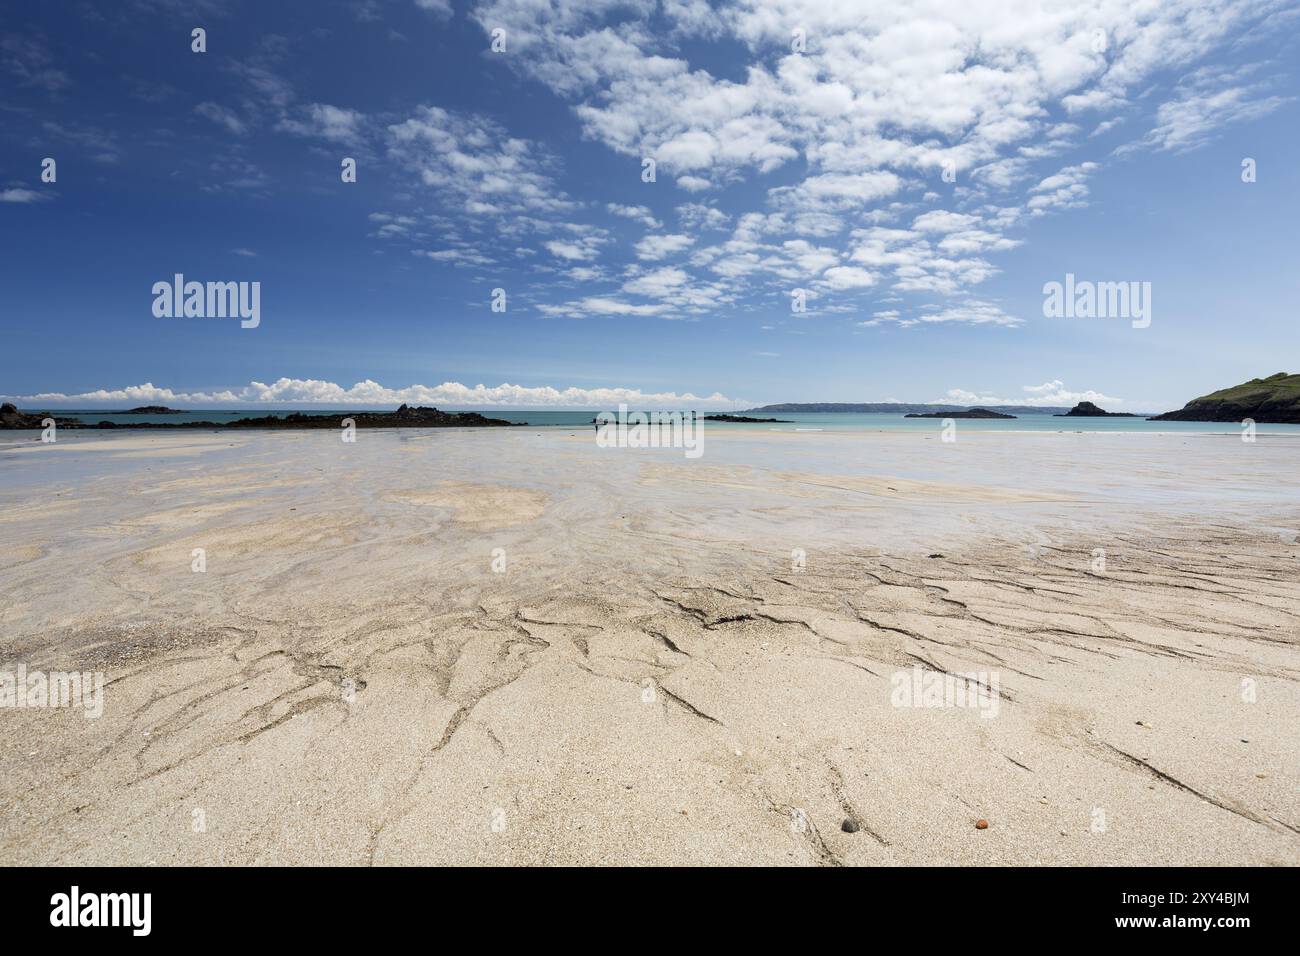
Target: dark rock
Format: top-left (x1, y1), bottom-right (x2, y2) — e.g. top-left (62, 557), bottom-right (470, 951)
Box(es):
top-left (0, 403), bottom-right (80, 430)
top-left (1054, 401), bottom-right (1135, 417)
top-left (905, 407), bottom-right (1015, 419)
top-left (841, 818), bottom-right (860, 833)
top-left (1, 405), bottom-right (518, 430)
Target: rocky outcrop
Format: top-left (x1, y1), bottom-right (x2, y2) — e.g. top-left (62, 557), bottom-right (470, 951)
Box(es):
top-left (904, 407), bottom-right (1015, 419)
top-left (702, 414), bottom-right (792, 423)
top-left (0, 403), bottom-right (81, 429)
top-left (1055, 401), bottom-right (1135, 417)
top-left (0, 403), bottom-right (515, 430)
top-left (1148, 373), bottom-right (1300, 423)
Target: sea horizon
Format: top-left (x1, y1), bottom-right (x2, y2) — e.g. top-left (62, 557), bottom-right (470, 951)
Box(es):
top-left (15, 406), bottom-right (1300, 434)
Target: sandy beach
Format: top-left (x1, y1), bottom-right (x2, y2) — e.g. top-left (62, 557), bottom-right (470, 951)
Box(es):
top-left (1, 426), bottom-right (1297, 866)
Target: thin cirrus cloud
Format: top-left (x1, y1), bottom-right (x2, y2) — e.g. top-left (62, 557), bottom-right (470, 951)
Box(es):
top-left (1, 32), bottom-right (70, 93)
top-left (195, 101), bottom-right (249, 136)
top-left (0, 186), bottom-right (52, 204)
top-left (413, 0), bottom-right (453, 17)
top-left (1125, 64), bottom-right (1292, 153)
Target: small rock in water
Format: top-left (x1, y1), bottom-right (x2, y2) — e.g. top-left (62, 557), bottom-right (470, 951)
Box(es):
top-left (975, 819), bottom-right (989, 830)
top-left (841, 818), bottom-right (860, 833)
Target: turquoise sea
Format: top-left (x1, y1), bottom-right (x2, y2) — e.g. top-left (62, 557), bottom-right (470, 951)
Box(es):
top-left (37, 409), bottom-right (1300, 434)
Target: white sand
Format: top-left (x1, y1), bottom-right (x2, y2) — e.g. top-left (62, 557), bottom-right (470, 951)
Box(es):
top-left (0, 427), bottom-right (1296, 865)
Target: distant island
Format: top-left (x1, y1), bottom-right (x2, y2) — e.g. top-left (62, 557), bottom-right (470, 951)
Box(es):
top-left (702, 414), bottom-right (792, 423)
top-left (747, 402), bottom-right (1068, 415)
top-left (0, 403), bottom-right (515, 430)
top-left (116, 405), bottom-right (185, 414)
top-left (1148, 372), bottom-right (1300, 423)
top-left (1055, 401), bottom-right (1136, 417)
top-left (904, 407), bottom-right (1015, 419)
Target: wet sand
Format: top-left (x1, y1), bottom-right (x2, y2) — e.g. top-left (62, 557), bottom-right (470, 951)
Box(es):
top-left (1, 427), bottom-right (1297, 865)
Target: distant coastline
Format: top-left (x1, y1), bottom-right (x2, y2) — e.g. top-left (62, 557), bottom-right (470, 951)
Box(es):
top-left (0, 403), bottom-right (515, 430)
top-left (747, 402), bottom-right (1076, 415)
top-left (5, 372), bottom-right (1298, 429)
top-left (746, 373), bottom-right (1300, 424)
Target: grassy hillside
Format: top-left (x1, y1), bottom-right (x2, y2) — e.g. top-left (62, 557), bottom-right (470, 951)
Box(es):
top-left (1195, 372), bottom-right (1300, 402)
top-left (1150, 373), bottom-right (1300, 422)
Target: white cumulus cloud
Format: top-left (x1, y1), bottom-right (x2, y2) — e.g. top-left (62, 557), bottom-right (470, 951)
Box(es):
top-left (5, 378), bottom-right (741, 409)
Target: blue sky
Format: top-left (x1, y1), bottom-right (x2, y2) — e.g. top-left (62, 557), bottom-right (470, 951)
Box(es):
top-left (2, 0), bottom-right (1298, 410)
